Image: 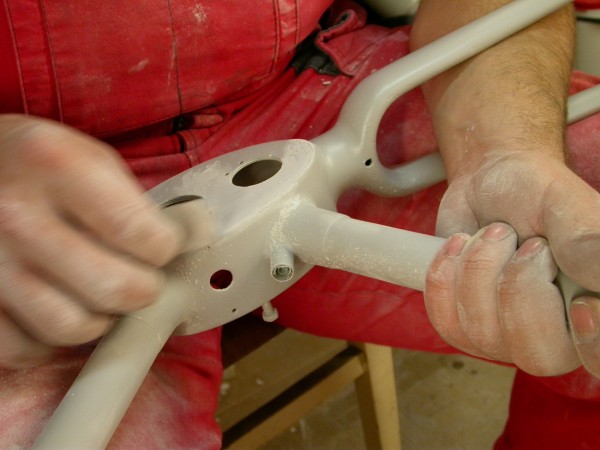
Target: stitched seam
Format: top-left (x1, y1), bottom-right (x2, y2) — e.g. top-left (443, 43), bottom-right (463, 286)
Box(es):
top-left (166, 0), bottom-right (183, 114)
top-left (270, 0), bottom-right (281, 74)
top-left (38, 0), bottom-right (63, 121)
top-left (3, 0), bottom-right (27, 113)
top-left (294, 0), bottom-right (299, 46)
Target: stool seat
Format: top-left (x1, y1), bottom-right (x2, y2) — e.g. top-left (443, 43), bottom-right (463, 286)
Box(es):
top-left (217, 315), bottom-right (402, 449)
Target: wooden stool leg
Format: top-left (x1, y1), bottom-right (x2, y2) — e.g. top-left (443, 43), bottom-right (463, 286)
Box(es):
top-left (354, 343), bottom-right (402, 450)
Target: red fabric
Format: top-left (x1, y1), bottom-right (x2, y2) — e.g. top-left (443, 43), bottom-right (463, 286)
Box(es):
top-left (0, 0), bottom-right (59, 117)
top-left (495, 369), bottom-right (600, 450)
top-left (0, 0), bottom-right (23, 113)
top-left (3, 1), bottom-right (600, 449)
top-left (0, 331), bottom-right (223, 449)
top-left (0, 0), bottom-right (331, 138)
top-left (575, 0), bottom-right (600, 10)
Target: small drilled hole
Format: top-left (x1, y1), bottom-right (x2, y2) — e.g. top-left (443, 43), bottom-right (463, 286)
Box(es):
top-left (232, 159), bottom-right (282, 187)
top-left (210, 270), bottom-right (233, 290)
top-left (364, 158), bottom-right (373, 167)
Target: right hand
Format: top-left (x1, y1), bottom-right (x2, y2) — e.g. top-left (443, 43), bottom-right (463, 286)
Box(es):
top-left (0, 115), bottom-right (183, 368)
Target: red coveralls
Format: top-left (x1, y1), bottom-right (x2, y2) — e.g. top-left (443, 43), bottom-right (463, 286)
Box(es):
top-left (1, 1), bottom-right (600, 448)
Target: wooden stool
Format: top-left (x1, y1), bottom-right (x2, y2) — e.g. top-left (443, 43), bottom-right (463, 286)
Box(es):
top-left (217, 315), bottom-right (401, 449)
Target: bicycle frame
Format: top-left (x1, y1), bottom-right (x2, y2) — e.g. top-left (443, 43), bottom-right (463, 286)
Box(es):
top-left (33, 0), bottom-right (600, 447)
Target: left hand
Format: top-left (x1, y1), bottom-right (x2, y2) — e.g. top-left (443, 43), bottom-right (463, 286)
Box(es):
top-left (424, 148), bottom-right (600, 377)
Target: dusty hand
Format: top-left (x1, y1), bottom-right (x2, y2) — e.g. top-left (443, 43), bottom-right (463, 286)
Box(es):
top-left (425, 149), bottom-right (600, 377)
top-left (0, 115), bottom-right (183, 368)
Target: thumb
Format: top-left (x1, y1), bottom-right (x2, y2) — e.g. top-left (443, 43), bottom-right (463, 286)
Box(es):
top-left (543, 168), bottom-right (600, 292)
top-left (570, 296), bottom-right (600, 378)
top-left (435, 180), bottom-right (480, 238)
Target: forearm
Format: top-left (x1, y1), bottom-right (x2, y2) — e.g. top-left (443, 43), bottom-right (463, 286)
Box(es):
top-left (410, 0), bottom-right (575, 181)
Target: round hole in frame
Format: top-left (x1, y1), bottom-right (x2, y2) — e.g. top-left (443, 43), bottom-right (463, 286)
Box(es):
top-left (232, 158), bottom-right (282, 187)
top-left (210, 270), bottom-right (233, 290)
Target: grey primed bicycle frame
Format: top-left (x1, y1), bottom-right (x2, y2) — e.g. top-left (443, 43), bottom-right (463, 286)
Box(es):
top-left (34, 0), bottom-right (600, 448)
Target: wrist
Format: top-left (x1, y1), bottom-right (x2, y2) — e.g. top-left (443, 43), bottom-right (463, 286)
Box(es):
top-left (428, 50), bottom-right (569, 182)
top-left (412, 3), bottom-right (574, 182)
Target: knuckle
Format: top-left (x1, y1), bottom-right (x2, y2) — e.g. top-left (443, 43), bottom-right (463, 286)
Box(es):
top-left (4, 279), bottom-right (110, 347)
top-left (24, 293), bottom-right (109, 347)
top-left (508, 322), bottom-right (579, 376)
top-left (0, 195), bottom-right (36, 241)
top-left (425, 266), bottom-right (450, 293)
top-left (22, 142), bottom-right (66, 171)
top-left (462, 321), bottom-right (506, 360)
top-left (44, 312), bottom-right (108, 347)
top-left (515, 351), bottom-right (569, 377)
top-left (497, 302), bottom-right (518, 331)
top-left (107, 205), bottom-right (179, 266)
top-left (2, 118), bottom-right (113, 175)
top-left (102, 205), bottom-right (147, 246)
top-left (105, 204), bottom-right (142, 235)
top-left (461, 254), bottom-right (496, 275)
top-left (497, 282), bottom-right (522, 313)
top-left (498, 269), bottom-right (522, 290)
top-left (425, 254), bottom-right (456, 295)
top-left (431, 322), bottom-right (457, 344)
top-left (94, 268), bottom-right (162, 313)
top-left (122, 271), bottom-right (163, 308)
top-left (144, 225), bottom-right (181, 266)
top-left (466, 331), bottom-right (496, 354)
top-left (11, 123), bottom-right (72, 171)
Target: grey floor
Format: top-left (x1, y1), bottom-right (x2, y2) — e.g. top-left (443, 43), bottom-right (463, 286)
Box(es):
top-left (263, 349), bottom-right (515, 450)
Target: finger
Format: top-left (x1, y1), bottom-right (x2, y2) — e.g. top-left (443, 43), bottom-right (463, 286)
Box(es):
top-left (454, 223), bottom-right (517, 361)
top-left (499, 237), bottom-right (579, 376)
top-left (435, 180), bottom-right (480, 238)
top-left (9, 120), bottom-right (183, 266)
top-left (0, 309), bottom-right (55, 369)
top-left (0, 204), bottom-right (163, 313)
top-left (570, 296), bottom-right (600, 378)
top-left (0, 257), bottom-right (113, 347)
top-left (425, 232), bottom-right (487, 357)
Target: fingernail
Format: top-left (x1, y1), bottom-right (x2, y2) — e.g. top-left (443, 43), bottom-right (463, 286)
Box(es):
top-left (571, 300), bottom-right (600, 342)
top-left (514, 238), bottom-right (546, 261)
top-left (482, 223), bottom-right (512, 241)
top-left (444, 234), bottom-right (468, 257)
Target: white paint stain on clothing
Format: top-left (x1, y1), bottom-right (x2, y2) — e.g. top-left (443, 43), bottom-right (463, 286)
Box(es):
top-left (192, 3), bottom-right (206, 23)
top-left (129, 59), bottom-right (149, 73)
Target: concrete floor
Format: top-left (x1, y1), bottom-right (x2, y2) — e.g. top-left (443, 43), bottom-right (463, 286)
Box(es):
top-left (263, 349), bottom-right (515, 450)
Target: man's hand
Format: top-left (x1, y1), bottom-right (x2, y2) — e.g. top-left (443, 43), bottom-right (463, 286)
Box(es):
top-left (0, 115), bottom-right (183, 368)
top-left (409, 1), bottom-right (600, 377)
top-left (425, 149), bottom-right (600, 377)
